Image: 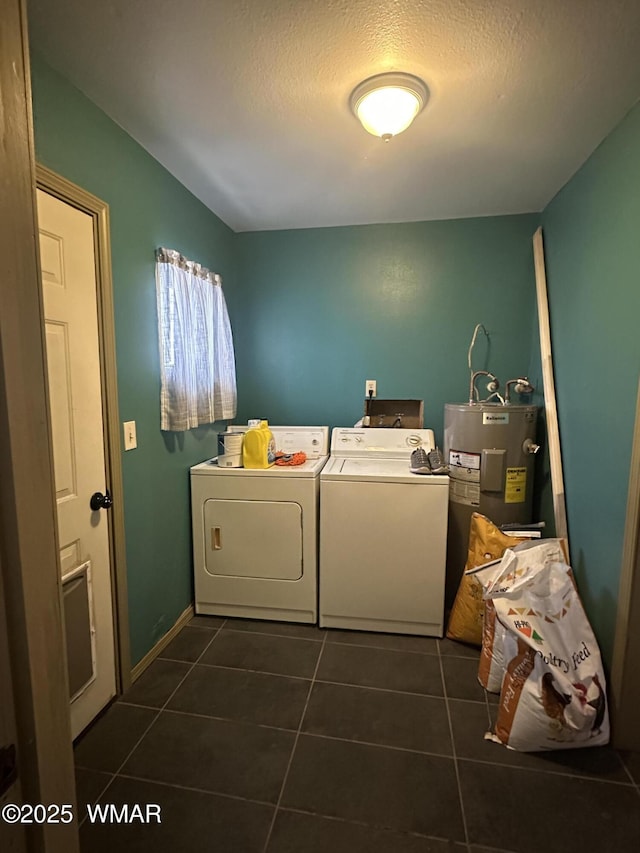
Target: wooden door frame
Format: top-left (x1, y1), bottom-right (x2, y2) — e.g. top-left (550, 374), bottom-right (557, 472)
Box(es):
top-left (611, 378), bottom-right (640, 748)
top-left (36, 165), bottom-right (131, 695)
top-left (0, 550), bottom-right (28, 853)
top-left (0, 0), bottom-right (79, 849)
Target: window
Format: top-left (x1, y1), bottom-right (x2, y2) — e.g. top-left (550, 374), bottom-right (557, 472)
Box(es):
top-left (156, 248), bottom-right (236, 431)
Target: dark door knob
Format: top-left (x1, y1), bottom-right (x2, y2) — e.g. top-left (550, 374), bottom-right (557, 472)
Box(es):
top-left (90, 490), bottom-right (113, 511)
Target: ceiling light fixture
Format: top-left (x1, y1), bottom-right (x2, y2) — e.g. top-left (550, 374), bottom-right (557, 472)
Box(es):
top-left (350, 72), bottom-right (429, 142)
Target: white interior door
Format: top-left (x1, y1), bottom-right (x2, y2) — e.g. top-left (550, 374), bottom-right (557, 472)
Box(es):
top-left (37, 189), bottom-right (116, 739)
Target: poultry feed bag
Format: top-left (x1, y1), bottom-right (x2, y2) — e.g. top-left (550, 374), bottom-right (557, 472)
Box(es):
top-left (478, 599), bottom-right (508, 693)
top-left (446, 513), bottom-right (527, 646)
top-left (486, 553), bottom-right (609, 751)
top-left (477, 538), bottom-right (569, 693)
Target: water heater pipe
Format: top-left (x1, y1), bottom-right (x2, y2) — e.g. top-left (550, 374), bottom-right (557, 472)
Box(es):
top-left (505, 377), bottom-right (535, 403)
top-left (469, 370), bottom-right (499, 404)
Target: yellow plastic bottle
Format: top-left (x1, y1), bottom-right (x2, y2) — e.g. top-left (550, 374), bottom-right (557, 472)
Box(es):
top-left (242, 420), bottom-right (276, 469)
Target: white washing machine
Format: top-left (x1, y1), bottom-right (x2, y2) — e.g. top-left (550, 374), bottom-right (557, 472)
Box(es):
top-left (191, 426), bottom-right (329, 623)
top-left (319, 428), bottom-right (449, 636)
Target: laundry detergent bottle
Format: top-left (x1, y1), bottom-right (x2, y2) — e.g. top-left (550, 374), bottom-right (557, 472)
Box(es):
top-left (242, 420), bottom-right (276, 469)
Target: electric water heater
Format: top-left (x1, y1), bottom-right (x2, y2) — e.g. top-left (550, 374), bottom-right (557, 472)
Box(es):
top-left (443, 402), bottom-right (538, 607)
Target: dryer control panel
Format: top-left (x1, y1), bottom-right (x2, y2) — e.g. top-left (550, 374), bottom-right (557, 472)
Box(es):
top-left (228, 425), bottom-right (329, 458)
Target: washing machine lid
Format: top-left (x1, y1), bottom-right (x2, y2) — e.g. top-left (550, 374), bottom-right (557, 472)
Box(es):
top-left (341, 458), bottom-right (411, 477)
top-left (321, 455), bottom-right (449, 485)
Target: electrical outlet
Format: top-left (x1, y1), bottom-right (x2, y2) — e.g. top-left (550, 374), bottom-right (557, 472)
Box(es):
top-left (365, 379), bottom-right (377, 398)
top-left (123, 420), bottom-right (137, 450)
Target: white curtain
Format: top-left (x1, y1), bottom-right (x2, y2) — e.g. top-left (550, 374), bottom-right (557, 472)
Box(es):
top-left (156, 248), bottom-right (237, 431)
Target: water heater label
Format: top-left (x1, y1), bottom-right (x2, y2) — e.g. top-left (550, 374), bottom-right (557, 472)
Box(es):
top-left (449, 450), bottom-right (480, 470)
top-left (448, 449), bottom-right (481, 506)
top-left (449, 479), bottom-right (480, 507)
top-left (505, 467), bottom-right (527, 503)
top-left (483, 412), bottom-right (510, 425)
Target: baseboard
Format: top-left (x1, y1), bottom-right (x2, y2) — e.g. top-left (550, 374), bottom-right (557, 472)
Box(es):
top-left (130, 603), bottom-right (195, 683)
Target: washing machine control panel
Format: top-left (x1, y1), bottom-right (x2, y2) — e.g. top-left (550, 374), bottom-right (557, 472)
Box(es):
top-left (331, 428), bottom-right (435, 457)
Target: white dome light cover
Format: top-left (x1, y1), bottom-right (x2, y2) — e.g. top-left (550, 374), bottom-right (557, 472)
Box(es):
top-left (350, 72), bottom-right (429, 141)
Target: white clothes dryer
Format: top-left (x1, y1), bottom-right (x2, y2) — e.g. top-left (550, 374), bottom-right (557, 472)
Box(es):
top-left (191, 426), bottom-right (329, 623)
top-left (319, 427), bottom-right (448, 636)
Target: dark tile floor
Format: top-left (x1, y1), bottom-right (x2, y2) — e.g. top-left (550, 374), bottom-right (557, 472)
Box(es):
top-left (75, 616), bottom-right (640, 853)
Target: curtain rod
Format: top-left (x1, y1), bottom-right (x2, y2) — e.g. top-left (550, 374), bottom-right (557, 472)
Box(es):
top-left (156, 247), bottom-right (222, 285)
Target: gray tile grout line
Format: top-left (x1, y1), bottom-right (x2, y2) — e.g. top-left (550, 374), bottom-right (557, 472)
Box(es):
top-left (151, 657), bottom-right (475, 702)
top-left (454, 754), bottom-right (640, 786)
top-left (76, 728), bottom-right (638, 796)
top-left (438, 636), bottom-right (471, 850)
top-left (118, 687), bottom-right (466, 710)
top-left (118, 705), bottom-right (304, 736)
top-left (605, 747), bottom-right (640, 793)
top-left (156, 658), bottom-right (315, 682)
top-left (260, 631), bottom-right (329, 853)
top-left (466, 845), bottom-right (519, 853)
top-left (115, 770), bottom-right (276, 807)
top-left (479, 845), bottom-right (530, 853)
top-left (617, 755), bottom-right (640, 788)
top-left (87, 706), bottom-right (459, 759)
top-left (325, 638), bottom-right (463, 657)
top-left (483, 679), bottom-right (494, 729)
top-left (81, 720), bottom-right (638, 787)
top-left (75, 770), bottom-right (116, 827)
top-left (183, 621), bottom-right (484, 666)
top-left (269, 803), bottom-right (462, 845)
top-left (220, 627), bottom-right (325, 643)
top-left (77, 620), bottom-right (228, 831)
top-left (281, 729), bottom-right (455, 760)
top-left (207, 622), bottom-right (481, 659)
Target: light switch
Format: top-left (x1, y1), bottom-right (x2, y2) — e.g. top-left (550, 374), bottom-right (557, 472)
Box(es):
top-left (123, 420), bottom-right (137, 450)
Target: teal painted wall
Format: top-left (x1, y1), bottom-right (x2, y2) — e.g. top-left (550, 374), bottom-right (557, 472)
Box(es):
top-left (30, 55), bottom-right (237, 665)
top-left (540, 101), bottom-right (640, 666)
top-left (234, 216), bottom-right (540, 444)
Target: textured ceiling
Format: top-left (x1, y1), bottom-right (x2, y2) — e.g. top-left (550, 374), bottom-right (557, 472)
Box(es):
top-left (28, 0), bottom-right (640, 232)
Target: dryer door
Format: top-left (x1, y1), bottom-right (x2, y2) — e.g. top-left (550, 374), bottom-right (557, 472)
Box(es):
top-left (203, 499), bottom-right (303, 580)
